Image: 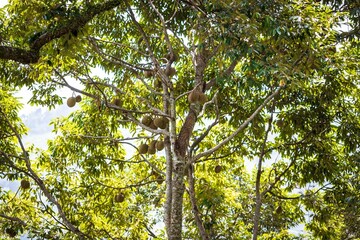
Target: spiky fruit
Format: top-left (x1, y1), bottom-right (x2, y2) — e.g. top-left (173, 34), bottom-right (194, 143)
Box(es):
top-left (149, 121), bottom-right (158, 130)
top-left (198, 93), bottom-right (208, 105)
top-left (165, 67), bottom-right (176, 77)
top-left (6, 228), bottom-right (17, 237)
top-left (114, 192), bottom-right (125, 203)
top-left (148, 140), bottom-right (157, 154)
top-left (75, 95), bottom-right (82, 102)
top-left (214, 165), bottom-right (222, 173)
top-left (156, 176), bottom-right (164, 184)
top-left (276, 120), bottom-right (284, 128)
top-left (20, 179), bottom-right (30, 189)
top-left (111, 98), bottom-right (122, 107)
top-left (138, 144), bottom-right (149, 154)
top-left (154, 117), bottom-right (168, 129)
top-left (151, 170), bottom-right (159, 177)
top-left (276, 206), bottom-right (283, 214)
top-left (188, 90), bottom-right (201, 104)
top-left (67, 97), bottom-right (76, 107)
top-left (144, 70), bottom-right (154, 78)
top-left (141, 116), bottom-right (152, 126)
top-left (155, 140), bottom-right (165, 151)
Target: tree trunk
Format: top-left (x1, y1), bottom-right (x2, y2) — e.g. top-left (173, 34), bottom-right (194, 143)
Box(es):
top-left (167, 50), bottom-right (207, 239)
top-left (169, 158), bottom-right (185, 240)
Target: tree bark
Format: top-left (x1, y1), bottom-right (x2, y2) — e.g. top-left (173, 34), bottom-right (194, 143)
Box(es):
top-left (169, 160), bottom-right (185, 240)
top-left (168, 50), bottom-right (207, 239)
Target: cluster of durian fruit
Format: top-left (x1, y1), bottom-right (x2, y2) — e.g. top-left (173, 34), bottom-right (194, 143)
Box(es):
top-left (188, 89), bottom-right (207, 105)
top-left (138, 115), bottom-right (167, 154)
top-left (66, 94), bottom-right (82, 107)
top-left (144, 66), bottom-right (176, 79)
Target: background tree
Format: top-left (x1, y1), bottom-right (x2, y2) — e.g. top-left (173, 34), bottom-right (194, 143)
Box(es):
top-left (0, 0), bottom-right (359, 239)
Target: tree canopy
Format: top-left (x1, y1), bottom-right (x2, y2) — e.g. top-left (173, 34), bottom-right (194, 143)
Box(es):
top-left (0, 0), bottom-right (359, 239)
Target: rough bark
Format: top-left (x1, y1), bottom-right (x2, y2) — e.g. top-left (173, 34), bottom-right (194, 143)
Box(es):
top-left (164, 84), bottom-right (174, 237)
top-left (0, 46), bottom-right (39, 64)
top-left (169, 161), bottom-right (185, 240)
top-left (169, 51), bottom-right (207, 239)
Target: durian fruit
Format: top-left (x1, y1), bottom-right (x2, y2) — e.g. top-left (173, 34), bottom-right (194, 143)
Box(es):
top-left (144, 70), bottom-right (154, 78)
top-left (198, 93), bottom-right (208, 105)
top-left (156, 175), bottom-right (164, 184)
top-left (75, 95), bottom-right (82, 102)
top-left (6, 228), bottom-right (17, 237)
top-left (114, 192), bottom-right (125, 203)
top-left (188, 88), bottom-right (208, 105)
top-left (67, 97), bottom-right (76, 107)
top-left (148, 140), bottom-right (157, 154)
top-left (155, 140), bottom-right (165, 151)
top-left (151, 170), bottom-right (159, 177)
top-left (153, 117), bottom-right (168, 129)
top-left (138, 143), bottom-right (149, 154)
top-left (165, 67), bottom-right (176, 77)
top-left (188, 90), bottom-right (201, 104)
top-left (214, 165), bottom-right (222, 173)
top-left (20, 179), bottom-right (30, 189)
top-left (276, 120), bottom-right (284, 128)
top-left (111, 98), bottom-right (122, 107)
top-left (149, 120), bottom-right (158, 130)
top-left (141, 115), bottom-right (153, 127)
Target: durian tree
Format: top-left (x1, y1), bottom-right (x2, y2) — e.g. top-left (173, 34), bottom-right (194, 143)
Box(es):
top-left (0, 0), bottom-right (359, 239)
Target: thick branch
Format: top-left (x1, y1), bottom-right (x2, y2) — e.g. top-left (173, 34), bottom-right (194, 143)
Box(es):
top-left (176, 51), bottom-right (207, 157)
top-left (31, 1), bottom-right (123, 50)
top-left (0, 0), bottom-right (124, 64)
top-left (0, 46), bottom-right (39, 64)
top-left (0, 214), bottom-right (26, 226)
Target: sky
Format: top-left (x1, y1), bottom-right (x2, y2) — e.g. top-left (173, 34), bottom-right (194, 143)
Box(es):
top-left (0, 0), bottom-right (6, 8)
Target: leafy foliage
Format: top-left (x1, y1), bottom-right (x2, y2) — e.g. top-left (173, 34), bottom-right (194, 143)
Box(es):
top-left (0, 0), bottom-right (359, 239)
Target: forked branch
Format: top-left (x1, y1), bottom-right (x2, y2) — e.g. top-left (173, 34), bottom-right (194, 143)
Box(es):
top-left (193, 87), bottom-right (282, 162)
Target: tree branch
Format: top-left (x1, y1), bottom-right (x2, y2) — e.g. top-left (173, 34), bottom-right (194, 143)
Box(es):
top-left (194, 87), bottom-right (282, 162)
top-left (186, 166), bottom-right (209, 240)
top-left (262, 150), bottom-right (298, 197)
top-left (252, 109), bottom-right (274, 240)
top-left (0, 109), bottom-right (89, 239)
top-left (0, 0), bottom-right (124, 64)
top-left (205, 59), bottom-right (238, 90)
top-left (0, 214), bottom-right (26, 226)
